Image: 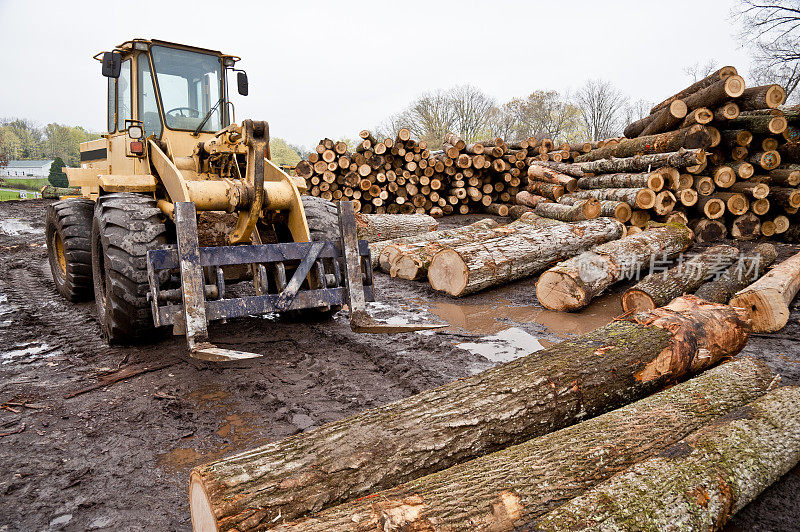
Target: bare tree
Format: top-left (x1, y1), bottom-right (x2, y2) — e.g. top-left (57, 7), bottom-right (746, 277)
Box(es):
top-left (404, 89), bottom-right (457, 147)
top-left (574, 79), bottom-right (628, 141)
top-left (622, 98), bottom-right (652, 128)
top-left (684, 60), bottom-right (720, 82)
top-left (735, 0), bottom-right (800, 101)
top-left (448, 85), bottom-right (495, 143)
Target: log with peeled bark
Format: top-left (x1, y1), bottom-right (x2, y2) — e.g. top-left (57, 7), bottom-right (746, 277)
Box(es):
top-left (561, 188), bottom-right (656, 209)
top-left (531, 385), bottom-right (800, 532)
top-left (624, 100), bottom-right (687, 138)
top-left (730, 212), bottom-right (762, 240)
top-left (574, 126), bottom-right (711, 163)
top-left (575, 149), bottom-right (706, 175)
top-left (536, 223), bottom-right (694, 311)
top-left (193, 297), bottom-right (753, 532)
top-left (515, 190), bottom-right (550, 208)
top-left (650, 65), bottom-right (738, 114)
top-left (526, 180), bottom-right (565, 200)
top-left (533, 199), bottom-right (600, 222)
top-left (694, 242), bottom-right (777, 303)
top-left (621, 244), bottom-right (739, 312)
top-left (689, 218), bottom-right (727, 242)
top-left (682, 75), bottom-right (746, 112)
top-left (373, 219), bottom-right (499, 271)
top-left (576, 171), bottom-right (663, 191)
top-left (427, 218), bottom-right (623, 297)
top-left (271, 356), bottom-right (770, 532)
top-left (354, 213), bottom-right (437, 242)
top-left (527, 160), bottom-right (585, 177)
top-left (736, 83), bottom-right (787, 111)
top-left (730, 250), bottom-right (800, 332)
top-left (388, 214), bottom-right (561, 280)
top-left (728, 114), bottom-right (788, 135)
top-left (527, 165), bottom-right (578, 192)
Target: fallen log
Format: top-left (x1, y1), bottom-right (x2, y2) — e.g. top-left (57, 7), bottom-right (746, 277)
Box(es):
top-left (373, 219), bottom-right (498, 270)
top-left (730, 250), bottom-right (800, 332)
top-left (354, 213), bottom-right (437, 242)
top-left (560, 188), bottom-right (656, 209)
top-left (533, 199), bottom-right (600, 222)
top-left (650, 66), bottom-right (738, 114)
top-left (531, 385), bottom-right (800, 532)
top-left (694, 243), bottom-right (777, 303)
top-left (576, 172), bottom-right (663, 191)
top-left (575, 149), bottom-right (705, 174)
top-left (189, 296), bottom-right (751, 532)
top-left (428, 218), bottom-right (623, 297)
top-left (622, 244), bottom-right (739, 312)
top-left (575, 126), bottom-right (711, 163)
top-left (40, 185), bottom-right (79, 198)
top-left (389, 214), bottom-right (559, 280)
top-left (527, 165), bottom-right (578, 192)
top-left (272, 356), bottom-right (771, 532)
top-left (536, 223), bottom-right (694, 311)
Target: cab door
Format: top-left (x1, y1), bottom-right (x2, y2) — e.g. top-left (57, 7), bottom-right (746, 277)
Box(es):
top-left (106, 57), bottom-right (140, 176)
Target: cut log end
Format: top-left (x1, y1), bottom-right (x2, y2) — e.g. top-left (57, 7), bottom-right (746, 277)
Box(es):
top-left (622, 289), bottom-right (657, 313)
top-left (730, 288), bottom-right (789, 333)
top-left (189, 474), bottom-right (217, 532)
top-left (535, 271), bottom-right (586, 312)
top-left (428, 249), bottom-right (469, 296)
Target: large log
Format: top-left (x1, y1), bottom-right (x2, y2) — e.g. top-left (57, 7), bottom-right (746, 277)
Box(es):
top-left (536, 223), bottom-right (694, 311)
top-left (533, 199), bottom-right (600, 222)
top-left (189, 297), bottom-right (751, 532)
top-left (576, 171), bottom-right (663, 191)
top-left (730, 212), bottom-right (762, 240)
top-left (682, 75), bottom-right (746, 112)
top-left (532, 385), bottom-right (800, 532)
top-left (730, 250), bottom-right (800, 332)
top-left (272, 356), bottom-right (770, 532)
top-left (389, 214), bottom-right (560, 280)
top-left (526, 181), bottom-right (565, 201)
top-left (574, 126), bottom-right (711, 163)
top-left (372, 219), bottom-right (498, 270)
top-left (527, 165), bottom-right (578, 192)
top-left (515, 191), bottom-right (551, 208)
top-left (650, 66), bottom-right (738, 114)
top-left (736, 83), bottom-right (787, 111)
top-left (622, 244), bottom-right (739, 312)
top-left (560, 188), bottom-right (656, 209)
top-left (427, 218), bottom-right (623, 297)
top-left (728, 114), bottom-right (788, 135)
top-left (624, 100), bottom-right (687, 138)
top-left (354, 213), bottom-right (437, 242)
top-left (575, 149), bottom-right (706, 174)
top-left (694, 243), bottom-right (777, 303)
top-left (527, 160), bottom-right (585, 177)
top-left (689, 218), bottom-right (727, 242)
top-left (768, 165), bottom-right (800, 186)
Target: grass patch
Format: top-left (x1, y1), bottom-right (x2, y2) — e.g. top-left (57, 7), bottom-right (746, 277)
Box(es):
top-left (0, 189), bottom-right (24, 201)
top-left (2, 178), bottom-right (49, 191)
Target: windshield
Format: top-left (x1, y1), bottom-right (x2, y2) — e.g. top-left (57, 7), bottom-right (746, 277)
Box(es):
top-left (150, 45), bottom-right (224, 132)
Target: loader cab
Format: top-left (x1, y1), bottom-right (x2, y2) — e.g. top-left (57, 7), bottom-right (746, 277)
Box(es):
top-left (100, 39), bottom-right (246, 162)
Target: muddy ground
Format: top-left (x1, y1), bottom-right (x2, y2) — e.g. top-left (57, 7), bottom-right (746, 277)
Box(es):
top-left (0, 199), bottom-right (798, 531)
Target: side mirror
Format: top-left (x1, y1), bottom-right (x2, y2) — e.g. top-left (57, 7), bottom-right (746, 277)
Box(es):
top-left (237, 71), bottom-right (249, 96)
top-left (102, 52), bottom-right (122, 78)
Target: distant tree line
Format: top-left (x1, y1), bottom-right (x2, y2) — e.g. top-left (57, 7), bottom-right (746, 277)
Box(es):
top-left (0, 119), bottom-right (100, 167)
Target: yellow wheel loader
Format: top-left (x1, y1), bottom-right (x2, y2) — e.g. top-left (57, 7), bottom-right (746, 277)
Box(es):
top-left (45, 39), bottom-right (440, 361)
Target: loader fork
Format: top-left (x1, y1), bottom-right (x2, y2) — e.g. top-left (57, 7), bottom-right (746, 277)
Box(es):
top-left (146, 201), bottom-right (443, 361)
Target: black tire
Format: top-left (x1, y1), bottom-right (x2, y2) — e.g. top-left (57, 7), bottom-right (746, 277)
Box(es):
top-left (302, 195), bottom-right (341, 242)
top-left (45, 198), bottom-right (95, 302)
top-left (91, 193), bottom-right (167, 343)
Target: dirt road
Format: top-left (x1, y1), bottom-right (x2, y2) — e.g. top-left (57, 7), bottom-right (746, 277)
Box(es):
top-left (0, 199), bottom-right (798, 531)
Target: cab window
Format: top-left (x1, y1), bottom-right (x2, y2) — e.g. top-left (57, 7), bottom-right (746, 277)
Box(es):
top-left (138, 56), bottom-right (162, 138)
top-left (117, 59), bottom-right (132, 129)
top-left (107, 78), bottom-right (115, 133)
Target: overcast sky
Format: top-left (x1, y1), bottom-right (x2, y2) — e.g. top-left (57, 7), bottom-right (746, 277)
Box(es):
top-left (0, 0), bottom-right (753, 148)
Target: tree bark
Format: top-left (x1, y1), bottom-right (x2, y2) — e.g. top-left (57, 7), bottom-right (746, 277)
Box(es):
top-left (622, 245), bottom-right (739, 312)
top-left (527, 160), bottom-right (585, 177)
top-left (354, 213), bottom-right (438, 242)
top-left (682, 76), bottom-right (746, 112)
top-left (575, 149), bottom-right (705, 174)
top-left (389, 215), bottom-right (560, 280)
top-left (527, 166), bottom-right (578, 192)
top-left (533, 200), bottom-right (600, 222)
top-left (190, 296), bottom-right (753, 532)
top-left (736, 84), bottom-right (787, 111)
top-left (271, 357), bottom-right (771, 532)
top-left (650, 66), bottom-right (738, 114)
top-left (576, 172), bottom-right (663, 191)
top-left (694, 243), bottom-right (777, 303)
top-left (575, 126), bottom-right (711, 163)
top-left (560, 188), bottom-right (656, 209)
top-left (428, 218), bottom-right (623, 297)
top-left (536, 223), bottom-right (694, 311)
top-left (770, 186), bottom-right (800, 209)
top-left (730, 250), bottom-right (800, 332)
top-left (531, 386), bottom-right (800, 532)
top-left (372, 219), bottom-right (499, 270)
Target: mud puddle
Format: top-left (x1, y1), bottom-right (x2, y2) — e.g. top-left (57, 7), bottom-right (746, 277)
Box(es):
top-left (0, 219), bottom-right (40, 236)
top-left (1, 342), bottom-right (60, 364)
top-left (456, 327), bottom-right (552, 364)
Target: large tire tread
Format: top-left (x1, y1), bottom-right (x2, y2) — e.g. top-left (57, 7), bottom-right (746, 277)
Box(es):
top-left (45, 198), bottom-right (95, 301)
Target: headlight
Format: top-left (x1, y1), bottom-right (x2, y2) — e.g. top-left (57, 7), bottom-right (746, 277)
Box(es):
top-left (128, 125), bottom-right (144, 139)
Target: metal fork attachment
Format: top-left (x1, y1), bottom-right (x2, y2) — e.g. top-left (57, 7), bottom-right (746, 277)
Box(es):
top-left (146, 201), bottom-right (441, 362)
